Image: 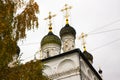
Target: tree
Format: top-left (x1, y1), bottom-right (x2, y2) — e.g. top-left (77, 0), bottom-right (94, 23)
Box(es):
top-left (0, 0), bottom-right (48, 79)
top-left (0, 60), bottom-right (49, 80)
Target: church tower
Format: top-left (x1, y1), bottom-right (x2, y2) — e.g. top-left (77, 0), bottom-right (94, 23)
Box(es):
top-left (79, 32), bottom-right (93, 64)
top-left (60, 4), bottom-right (76, 52)
top-left (41, 12), bottom-right (61, 59)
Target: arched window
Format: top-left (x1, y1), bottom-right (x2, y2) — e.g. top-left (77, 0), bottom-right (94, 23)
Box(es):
top-left (43, 65), bottom-right (52, 75)
top-left (87, 69), bottom-right (92, 78)
top-left (81, 61), bottom-right (86, 72)
top-left (57, 59), bottom-right (75, 73)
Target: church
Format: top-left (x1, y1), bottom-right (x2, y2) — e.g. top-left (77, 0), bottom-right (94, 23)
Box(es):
top-left (40, 4), bottom-right (103, 80)
top-left (7, 4), bottom-right (103, 80)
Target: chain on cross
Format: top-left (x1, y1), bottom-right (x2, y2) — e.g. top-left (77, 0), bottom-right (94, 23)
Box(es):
top-left (44, 12), bottom-right (56, 32)
top-left (61, 4), bottom-right (72, 24)
top-left (78, 32), bottom-right (88, 51)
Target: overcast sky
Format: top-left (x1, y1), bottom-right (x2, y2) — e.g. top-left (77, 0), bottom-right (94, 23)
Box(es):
top-left (18, 0), bottom-right (120, 80)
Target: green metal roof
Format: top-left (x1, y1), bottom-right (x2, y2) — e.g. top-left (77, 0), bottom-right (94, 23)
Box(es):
top-left (41, 32), bottom-right (61, 47)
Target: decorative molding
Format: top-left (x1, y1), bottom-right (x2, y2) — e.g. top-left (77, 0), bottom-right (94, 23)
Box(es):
top-left (48, 67), bottom-right (80, 79)
top-left (45, 66), bottom-right (97, 80)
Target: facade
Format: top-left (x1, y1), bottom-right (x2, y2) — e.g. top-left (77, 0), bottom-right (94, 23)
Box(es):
top-left (42, 49), bottom-right (102, 80)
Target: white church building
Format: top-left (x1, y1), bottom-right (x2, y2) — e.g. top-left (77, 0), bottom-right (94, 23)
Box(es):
top-left (40, 4), bottom-right (102, 80)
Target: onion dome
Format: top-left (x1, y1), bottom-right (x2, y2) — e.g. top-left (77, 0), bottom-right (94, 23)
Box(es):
top-left (41, 32), bottom-right (61, 47)
top-left (60, 24), bottom-right (76, 38)
top-left (60, 4), bottom-right (76, 38)
top-left (98, 68), bottom-right (103, 74)
top-left (83, 51), bottom-right (93, 63)
top-left (41, 12), bottom-right (61, 47)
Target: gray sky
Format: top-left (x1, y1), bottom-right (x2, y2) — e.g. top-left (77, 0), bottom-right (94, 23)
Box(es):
top-left (18, 0), bottom-right (120, 80)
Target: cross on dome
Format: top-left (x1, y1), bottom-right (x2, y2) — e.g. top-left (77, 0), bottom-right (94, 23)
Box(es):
top-left (78, 32), bottom-right (88, 51)
top-left (44, 12), bottom-right (56, 32)
top-left (61, 4), bottom-right (72, 24)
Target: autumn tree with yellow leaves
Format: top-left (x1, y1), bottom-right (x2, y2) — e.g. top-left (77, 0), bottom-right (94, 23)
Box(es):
top-left (0, 0), bottom-right (48, 79)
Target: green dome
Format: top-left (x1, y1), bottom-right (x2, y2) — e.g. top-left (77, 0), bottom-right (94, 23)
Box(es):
top-left (83, 51), bottom-right (93, 62)
top-left (41, 32), bottom-right (61, 47)
top-left (60, 24), bottom-right (76, 38)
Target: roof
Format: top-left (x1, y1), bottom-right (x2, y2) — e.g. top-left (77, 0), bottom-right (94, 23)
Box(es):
top-left (83, 51), bottom-right (93, 63)
top-left (41, 32), bottom-right (61, 47)
top-left (59, 24), bottom-right (76, 38)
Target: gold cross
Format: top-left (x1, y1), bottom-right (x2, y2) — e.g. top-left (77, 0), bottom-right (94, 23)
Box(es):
top-left (61, 4), bottom-right (72, 24)
top-left (78, 32), bottom-right (88, 51)
top-left (44, 12), bottom-right (56, 32)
